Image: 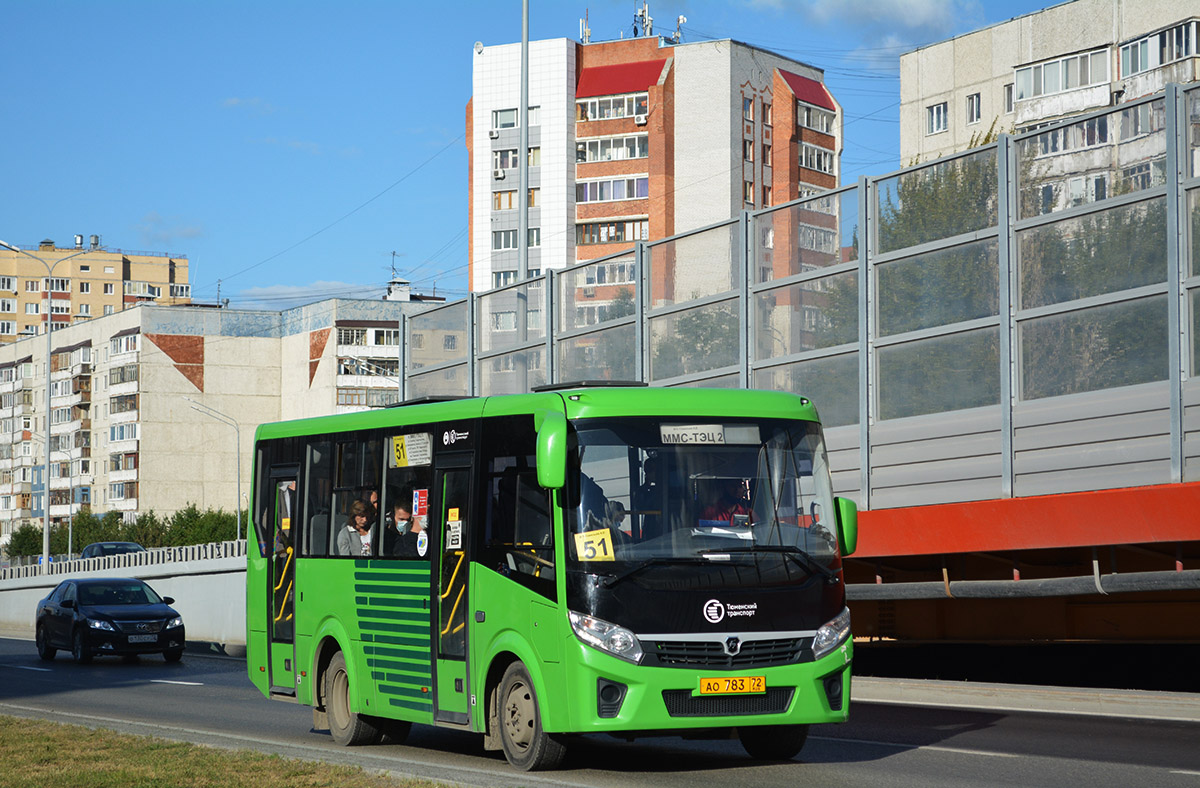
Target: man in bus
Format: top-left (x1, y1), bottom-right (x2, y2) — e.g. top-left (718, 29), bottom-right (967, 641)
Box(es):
top-left (702, 478), bottom-right (752, 525)
top-left (384, 497), bottom-right (425, 558)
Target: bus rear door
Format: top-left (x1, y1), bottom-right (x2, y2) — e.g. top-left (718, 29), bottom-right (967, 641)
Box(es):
top-left (433, 453), bottom-right (472, 724)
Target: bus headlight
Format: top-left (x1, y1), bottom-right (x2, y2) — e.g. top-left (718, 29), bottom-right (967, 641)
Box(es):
top-left (812, 607), bottom-right (851, 661)
top-left (568, 611), bottom-right (643, 664)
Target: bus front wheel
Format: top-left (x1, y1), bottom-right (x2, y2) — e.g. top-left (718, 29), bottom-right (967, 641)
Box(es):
top-left (738, 724), bottom-right (809, 760)
top-left (497, 661), bottom-right (565, 771)
top-left (325, 652), bottom-right (381, 746)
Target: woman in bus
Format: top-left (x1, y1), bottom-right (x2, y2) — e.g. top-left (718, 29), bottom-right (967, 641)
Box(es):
top-left (337, 499), bottom-right (375, 556)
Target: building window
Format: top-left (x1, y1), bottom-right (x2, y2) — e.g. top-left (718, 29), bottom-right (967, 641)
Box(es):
top-left (104, 305), bottom-right (114, 316)
top-left (576, 92), bottom-right (648, 121)
top-left (493, 230), bottom-right (518, 251)
top-left (493, 190), bottom-right (516, 211)
top-left (927, 102), bottom-right (948, 134)
top-left (494, 149), bottom-right (519, 170)
top-left (743, 96), bottom-right (754, 121)
top-left (1120, 22), bottom-right (1195, 77)
top-left (743, 180), bottom-right (755, 205)
top-left (527, 228), bottom-right (541, 248)
top-left (492, 108), bottom-right (518, 129)
top-left (528, 188), bottom-right (539, 208)
top-left (103, 283), bottom-right (114, 295)
top-left (798, 103), bottom-right (835, 134)
top-left (77, 304), bottom-right (90, 316)
top-left (0, 277), bottom-right (12, 291)
top-left (575, 134), bottom-right (649, 163)
top-left (0, 299), bottom-right (13, 313)
top-left (966, 93), bottom-right (981, 125)
top-left (25, 303), bottom-right (38, 315)
top-left (336, 388), bottom-right (366, 407)
top-left (762, 142), bottom-right (772, 162)
top-left (25, 280), bottom-right (39, 293)
top-left (79, 282), bottom-right (90, 294)
top-left (762, 185), bottom-right (772, 206)
top-left (762, 103), bottom-right (772, 125)
top-left (576, 176), bottom-right (650, 203)
top-left (337, 327), bottom-right (366, 345)
top-left (576, 219), bottom-right (649, 246)
top-left (48, 278), bottom-right (69, 292)
top-left (743, 139), bottom-right (754, 162)
top-left (1016, 49), bottom-right (1109, 100)
top-left (373, 329), bottom-right (399, 346)
top-left (800, 144), bottom-right (835, 175)
top-left (1004, 83), bottom-right (1014, 114)
top-left (443, 335), bottom-right (457, 351)
top-left (0, 322), bottom-right (13, 335)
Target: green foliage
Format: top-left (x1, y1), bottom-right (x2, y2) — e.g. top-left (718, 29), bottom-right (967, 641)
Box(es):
top-left (4, 504), bottom-right (240, 558)
top-left (651, 299), bottom-right (739, 380)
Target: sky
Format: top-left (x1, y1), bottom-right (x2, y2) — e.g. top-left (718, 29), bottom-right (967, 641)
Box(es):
top-left (2, 0), bottom-right (1053, 310)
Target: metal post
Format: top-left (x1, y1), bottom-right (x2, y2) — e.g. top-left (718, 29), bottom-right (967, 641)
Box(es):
top-left (857, 176), bottom-right (873, 510)
top-left (997, 134), bottom-right (1016, 498)
top-left (1165, 83), bottom-right (1185, 483)
top-left (738, 210), bottom-right (751, 388)
top-left (185, 398), bottom-right (242, 541)
top-left (635, 241), bottom-right (648, 382)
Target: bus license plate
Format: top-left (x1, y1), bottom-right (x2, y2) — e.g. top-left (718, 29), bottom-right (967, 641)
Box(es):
top-left (128, 634), bottom-right (157, 643)
top-left (699, 676), bottom-right (765, 695)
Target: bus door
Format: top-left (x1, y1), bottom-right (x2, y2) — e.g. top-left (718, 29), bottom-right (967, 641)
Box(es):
top-left (433, 453), bottom-right (472, 724)
top-left (268, 469), bottom-right (299, 696)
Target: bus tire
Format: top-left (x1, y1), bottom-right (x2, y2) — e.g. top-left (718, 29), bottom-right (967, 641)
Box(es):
top-left (497, 661), bottom-right (565, 771)
top-left (738, 724), bottom-right (809, 760)
top-left (325, 651), bottom-right (381, 746)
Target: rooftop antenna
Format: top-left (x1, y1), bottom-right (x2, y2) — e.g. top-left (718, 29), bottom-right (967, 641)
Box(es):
top-left (580, 9), bottom-right (591, 44)
top-left (390, 250), bottom-right (405, 279)
top-left (633, 2), bottom-right (653, 37)
top-left (674, 14), bottom-right (685, 43)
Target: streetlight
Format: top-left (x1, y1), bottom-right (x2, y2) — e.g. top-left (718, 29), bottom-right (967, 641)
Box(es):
top-left (0, 238), bottom-right (98, 573)
top-left (184, 397), bottom-right (242, 541)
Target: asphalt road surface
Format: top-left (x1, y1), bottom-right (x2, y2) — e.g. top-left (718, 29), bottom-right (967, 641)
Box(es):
top-left (1, 638), bottom-right (1198, 788)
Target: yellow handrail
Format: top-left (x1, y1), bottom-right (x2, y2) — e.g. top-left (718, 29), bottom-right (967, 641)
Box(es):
top-left (439, 551), bottom-right (464, 600)
top-left (441, 585), bottom-right (465, 636)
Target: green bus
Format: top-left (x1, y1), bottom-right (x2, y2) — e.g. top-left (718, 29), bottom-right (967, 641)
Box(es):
top-left (246, 384), bottom-right (858, 770)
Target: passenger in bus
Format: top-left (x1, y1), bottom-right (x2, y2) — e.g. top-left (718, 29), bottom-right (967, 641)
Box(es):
top-left (337, 500), bottom-right (375, 556)
top-left (702, 478), bottom-right (752, 525)
top-left (384, 499), bottom-right (424, 558)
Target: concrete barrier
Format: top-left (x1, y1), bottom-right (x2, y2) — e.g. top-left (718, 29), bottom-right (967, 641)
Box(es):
top-left (0, 541), bottom-right (247, 652)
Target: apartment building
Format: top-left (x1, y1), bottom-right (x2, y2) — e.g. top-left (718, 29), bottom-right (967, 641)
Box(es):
top-left (0, 236), bottom-right (192, 343)
top-left (467, 28), bottom-right (842, 295)
top-left (899, 0), bottom-right (1198, 162)
top-left (0, 296), bottom-right (434, 546)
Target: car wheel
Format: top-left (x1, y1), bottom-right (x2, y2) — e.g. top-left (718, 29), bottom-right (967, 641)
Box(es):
top-left (72, 629), bottom-right (93, 664)
top-left (36, 625), bottom-right (56, 661)
top-left (325, 651), bottom-right (381, 746)
top-left (738, 724), bottom-right (809, 760)
top-left (164, 648), bottom-right (184, 663)
top-left (497, 661), bottom-right (565, 771)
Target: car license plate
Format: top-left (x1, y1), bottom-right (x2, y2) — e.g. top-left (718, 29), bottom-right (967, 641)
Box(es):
top-left (698, 675), bottom-right (765, 695)
top-left (128, 634), bottom-right (157, 643)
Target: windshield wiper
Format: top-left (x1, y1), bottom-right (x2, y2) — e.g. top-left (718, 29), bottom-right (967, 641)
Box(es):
top-left (698, 545), bottom-right (839, 581)
top-left (599, 556), bottom-right (711, 588)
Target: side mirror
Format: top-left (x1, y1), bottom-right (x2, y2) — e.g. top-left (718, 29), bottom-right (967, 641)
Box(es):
top-left (536, 411), bottom-right (567, 490)
top-left (62, 599), bottom-right (75, 610)
top-left (163, 597), bottom-right (175, 605)
top-left (834, 496), bottom-right (858, 556)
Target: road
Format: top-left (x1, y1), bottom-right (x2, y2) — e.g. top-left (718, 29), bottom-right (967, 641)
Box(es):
top-left (1, 638), bottom-right (1198, 788)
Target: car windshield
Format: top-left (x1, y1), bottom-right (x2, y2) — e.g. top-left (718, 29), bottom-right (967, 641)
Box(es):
top-left (78, 582), bottom-right (162, 606)
top-left (565, 417), bottom-right (838, 574)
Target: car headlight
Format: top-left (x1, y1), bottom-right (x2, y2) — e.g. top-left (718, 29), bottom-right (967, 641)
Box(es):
top-left (88, 619), bottom-right (116, 631)
top-left (165, 616), bottom-right (183, 629)
top-left (812, 606), bottom-right (851, 661)
top-left (568, 611), bottom-right (643, 664)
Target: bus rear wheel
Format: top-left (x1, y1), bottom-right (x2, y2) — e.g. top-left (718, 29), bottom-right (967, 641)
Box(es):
top-left (738, 724), bottom-right (809, 760)
top-left (325, 652), bottom-right (381, 746)
top-left (497, 661), bottom-right (565, 771)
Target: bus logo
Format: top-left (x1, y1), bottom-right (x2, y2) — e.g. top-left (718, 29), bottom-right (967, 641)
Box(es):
top-left (443, 429), bottom-right (470, 445)
top-left (724, 637), bottom-right (741, 656)
top-left (703, 599), bottom-right (725, 623)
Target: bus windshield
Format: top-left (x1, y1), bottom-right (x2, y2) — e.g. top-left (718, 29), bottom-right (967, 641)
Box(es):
top-left (566, 417), bottom-right (839, 577)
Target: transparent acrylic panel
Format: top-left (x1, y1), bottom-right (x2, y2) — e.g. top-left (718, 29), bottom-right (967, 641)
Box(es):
top-left (669, 374), bottom-right (739, 389)
top-left (877, 238), bottom-right (998, 336)
top-left (754, 188), bottom-right (859, 284)
top-left (648, 299), bottom-right (739, 381)
top-left (876, 148), bottom-right (998, 254)
top-left (557, 255), bottom-right (636, 333)
top-left (408, 300), bottom-right (469, 371)
top-left (1193, 289), bottom-right (1200, 377)
top-left (1191, 189), bottom-right (1200, 278)
top-left (753, 352), bottom-right (859, 428)
top-left (878, 328), bottom-right (999, 420)
top-left (479, 348), bottom-right (547, 395)
top-left (1020, 295), bottom-right (1168, 400)
top-left (754, 270), bottom-right (857, 361)
top-left (1191, 87), bottom-right (1200, 179)
top-left (406, 364), bottom-right (470, 399)
top-left (477, 280), bottom-right (545, 354)
top-left (1017, 99), bottom-right (1166, 220)
top-left (556, 323), bottom-right (637, 383)
top-left (1018, 198), bottom-right (1166, 310)
top-left (649, 222), bottom-right (737, 309)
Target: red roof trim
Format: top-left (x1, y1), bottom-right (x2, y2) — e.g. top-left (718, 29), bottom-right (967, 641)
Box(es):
top-left (779, 69), bottom-right (835, 112)
top-left (577, 59), bottom-right (668, 99)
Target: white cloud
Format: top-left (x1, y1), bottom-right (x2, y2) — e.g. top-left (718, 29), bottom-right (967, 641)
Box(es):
top-left (222, 96), bottom-right (279, 115)
top-left (763, 0), bottom-right (982, 47)
top-left (137, 211), bottom-right (205, 249)
top-left (235, 281), bottom-right (385, 310)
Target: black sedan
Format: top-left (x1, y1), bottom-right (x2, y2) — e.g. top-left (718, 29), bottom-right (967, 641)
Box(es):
top-left (35, 578), bottom-right (185, 663)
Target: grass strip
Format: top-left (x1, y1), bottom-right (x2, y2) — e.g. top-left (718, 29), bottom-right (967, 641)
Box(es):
top-left (0, 715), bottom-right (444, 788)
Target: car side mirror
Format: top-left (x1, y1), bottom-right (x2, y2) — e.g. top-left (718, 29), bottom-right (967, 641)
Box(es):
top-left (536, 411), bottom-right (567, 490)
top-left (834, 496), bottom-right (858, 556)
top-left (61, 599), bottom-right (75, 610)
top-left (163, 597), bottom-right (175, 605)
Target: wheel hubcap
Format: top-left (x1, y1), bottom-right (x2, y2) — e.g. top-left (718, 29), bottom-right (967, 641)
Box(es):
top-left (503, 680), bottom-right (534, 751)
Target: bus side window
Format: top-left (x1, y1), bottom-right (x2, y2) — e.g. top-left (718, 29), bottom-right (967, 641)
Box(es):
top-left (304, 440), bottom-right (333, 557)
top-left (479, 415), bottom-right (555, 601)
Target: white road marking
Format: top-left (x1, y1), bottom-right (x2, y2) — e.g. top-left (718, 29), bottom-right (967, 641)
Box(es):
top-left (150, 679), bottom-right (203, 686)
top-left (811, 734), bottom-right (1020, 758)
top-left (6, 665), bottom-right (52, 672)
top-left (1169, 771), bottom-right (1200, 777)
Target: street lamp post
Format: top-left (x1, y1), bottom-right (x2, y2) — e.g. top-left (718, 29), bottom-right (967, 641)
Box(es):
top-left (185, 397), bottom-right (242, 541)
top-left (0, 239), bottom-right (97, 573)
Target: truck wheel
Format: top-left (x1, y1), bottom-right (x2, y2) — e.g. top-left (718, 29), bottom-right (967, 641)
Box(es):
top-left (738, 724), bottom-right (809, 760)
top-left (325, 651), bottom-right (381, 746)
top-left (497, 661), bottom-right (565, 770)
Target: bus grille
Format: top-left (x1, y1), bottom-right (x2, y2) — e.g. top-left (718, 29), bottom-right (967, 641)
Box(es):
top-left (662, 687), bottom-right (794, 717)
top-left (646, 637), bottom-right (807, 669)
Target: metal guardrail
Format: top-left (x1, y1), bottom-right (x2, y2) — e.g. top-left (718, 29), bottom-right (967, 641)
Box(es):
top-left (0, 540), bottom-right (246, 582)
